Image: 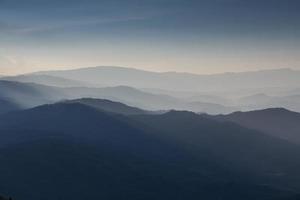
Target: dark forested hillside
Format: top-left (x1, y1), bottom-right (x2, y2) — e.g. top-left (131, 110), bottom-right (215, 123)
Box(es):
top-left (0, 195), bottom-right (11, 200)
top-left (212, 108), bottom-right (300, 144)
top-left (0, 102), bottom-right (299, 199)
top-left (0, 99), bottom-right (20, 114)
top-left (64, 98), bottom-right (148, 115)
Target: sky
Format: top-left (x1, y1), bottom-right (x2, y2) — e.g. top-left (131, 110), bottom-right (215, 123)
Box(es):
top-left (0, 0), bottom-right (300, 75)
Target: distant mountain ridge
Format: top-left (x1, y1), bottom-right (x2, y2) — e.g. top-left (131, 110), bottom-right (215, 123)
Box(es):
top-left (0, 80), bottom-right (66, 109)
top-left (1, 74), bottom-right (87, 87)
top-left (211, 108), bottom-right (300, 144)
top-left (237, 93), bottom-right (300, 112)
top-left (3, 66), bottom-right (300, 113)
top-left (32, 66), bottom-right (300, 92)
top-left (63, 98), bottom-right (149, 115)
top-left (0, 80), bottom-right (235, 114)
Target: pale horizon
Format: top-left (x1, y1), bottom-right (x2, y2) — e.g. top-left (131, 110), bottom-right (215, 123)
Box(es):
top-left (1, 64), bottom-right (299, 77)
top-left (1, 0), bottom-right (299, 75)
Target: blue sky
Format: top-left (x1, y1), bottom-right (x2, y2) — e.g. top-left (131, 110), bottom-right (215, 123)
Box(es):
top-left (0, 0), bottom-right (299, 74)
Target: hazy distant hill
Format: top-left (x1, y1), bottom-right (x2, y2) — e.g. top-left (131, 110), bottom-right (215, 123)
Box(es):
top-left (1, 78), bottom-right (300, 114)
top-left (1, 74), bottom-right (87, 87)
top-left (212, 108), bottom-right (300, 144)
top-left (0, 102), bottom-right (299, 199)
top-left (34, 66), bottom-right (300, 92)
top-left (237, 94), bottom-right (300, 112)
top-left (238, 93), bottom-right (274, 106)
top-left (0, 80), bottom-right (66, 108)
top-left (62, 85), bottom-right (235, 114)
top-left (64, 98), bottom-right (149, 115)
top-left (62, 85), bottom-right (181, 110)
top-left (0, 80), bottom-right (234, 114)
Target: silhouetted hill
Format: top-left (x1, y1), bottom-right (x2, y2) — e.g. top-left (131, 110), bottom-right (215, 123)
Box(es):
top-left (130, 111), bottom-right (300, 189)
top-left (213, 108), bottom-right (300, 144)
top-left (64, 98), bottom-right (148, 115)
top-left (0, 103), bottom-right (300, 199)
top-left (0, 137), bottom-right (293, 200)
top-left (62, 86), bottom-right (234, 114)
top-left (237, 94), bottom-right (300, 112)
top-left (0, 103), bottom-right (248, 199)
top-left (0, 103), bottom-right (140, 140)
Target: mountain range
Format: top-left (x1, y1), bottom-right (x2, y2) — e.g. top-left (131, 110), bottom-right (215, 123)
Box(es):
top-left (211, 108), bottom-right (300, 144)
top-left (236, 93), bottom-right (300, 112)
top-left (29, 66), bottom-right (300, 92)
top-left (0, 99), bottom-right (300, 199)
top-left (1, 66), bottom-right (300, 200)
top-left (0, 80), bottom-right (235, 114)
top-left (3, 66), bottom-right (300, 113)
top-left (3, 67), bottom-right (300, 94)
top-left (1, 74), bottom-right (87, 87)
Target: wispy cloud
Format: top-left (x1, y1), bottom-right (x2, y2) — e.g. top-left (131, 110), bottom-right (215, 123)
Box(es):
top-left (0, 16), bottom-right (149, 34)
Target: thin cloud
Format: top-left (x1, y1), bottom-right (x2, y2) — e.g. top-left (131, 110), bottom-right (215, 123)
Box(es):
top-left (0, 15), bottom-right (152, 35)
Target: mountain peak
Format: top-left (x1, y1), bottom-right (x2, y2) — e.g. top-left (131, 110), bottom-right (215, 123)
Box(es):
top-left (232, 107), bottom-right (295, 115)
top-left (215, 107), bottom-right (300, 144)
top-left (62, 98), bottom-right (148, 115)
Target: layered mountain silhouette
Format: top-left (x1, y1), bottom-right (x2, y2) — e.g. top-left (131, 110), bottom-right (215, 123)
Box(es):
top-left (0, 101), bottom-right (300, 199)
top-left (63, 98), bottom-right (149, 115)
top-left (5, 66), bottom-right (300, 113)
top-left (1, 66), bottom-right (300, 199)
top-left (0, 80), bottom-right (66, 109)
top-left (212, 108), bottom-right (300, 144)
top-left (236, 94), bottom-right (300, 112)
top-left (0, 80), bottom-right (235, 114)
top-left (1, 74), bottom-right (87, 87)
top-left (32, 66), bottom-right (300, 92)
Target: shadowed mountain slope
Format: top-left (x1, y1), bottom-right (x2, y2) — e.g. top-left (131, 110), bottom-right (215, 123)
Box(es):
top-left (64, 98), bottom-right (148, 115)
top-left (0, 99), bottom-right (20, 114)
top-left (212, 108), bottom-right (300, 144)
top-left (129, 111), bottom-right (300, 190)
top-left (0, 103), bottom-right (300, 199)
